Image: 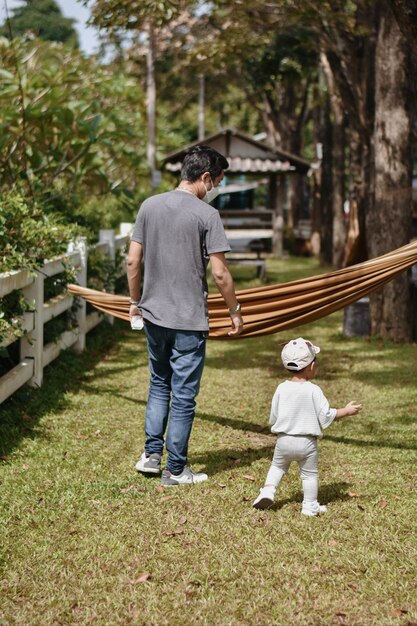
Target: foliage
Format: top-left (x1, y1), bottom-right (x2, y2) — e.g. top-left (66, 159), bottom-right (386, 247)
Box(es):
top-left (0, 0), bottom-right (79, 45)
top-left (0, 36), bottom-right (148, 223)
top-left (0, 256), bottom-right (416, 625)
top-left (0, 289), bottom-right (27, 351)
top-left (0, 191), bottom-right (80, 346)
top-left (0, 192), bottom-right (80, 273)
top-left (89, 0), bottom-right (190, 31)
top-left (87, 246), bottom-right (123, 293)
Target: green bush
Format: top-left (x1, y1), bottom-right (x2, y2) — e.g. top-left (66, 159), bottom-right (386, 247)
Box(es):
top-left (0, 192), bottom-right (81, 346)
top-left (0, 192), bottom-right (81, 274)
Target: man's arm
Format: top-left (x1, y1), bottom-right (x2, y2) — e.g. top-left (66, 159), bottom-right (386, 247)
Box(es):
top-left (127, 240), bottom-right (143, 317)
top-left (210, 252), bottom-right (243, 336)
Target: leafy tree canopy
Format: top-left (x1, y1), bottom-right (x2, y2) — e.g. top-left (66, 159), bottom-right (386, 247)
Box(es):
top-left (1, 0), bottom-right (79, 45)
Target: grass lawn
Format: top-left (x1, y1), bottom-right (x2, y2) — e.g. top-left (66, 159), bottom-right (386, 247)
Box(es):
top-left (1, 256), bottom-right (416, 626)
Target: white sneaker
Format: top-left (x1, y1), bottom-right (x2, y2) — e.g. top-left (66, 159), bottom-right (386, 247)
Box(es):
top-left (301, 501), bottom-right (327, 517)
top-left (135, 452), bottom-right (162, 474)
top-left (252, 487), bottom-right (275, 510)
top-left (161, 466), bottom-right (208, 486)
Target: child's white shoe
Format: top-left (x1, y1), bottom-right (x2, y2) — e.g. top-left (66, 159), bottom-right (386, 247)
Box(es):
top-left (252, 487), bottom-right (275, 510)
top-left (301, 501), bottom-right (327, 517)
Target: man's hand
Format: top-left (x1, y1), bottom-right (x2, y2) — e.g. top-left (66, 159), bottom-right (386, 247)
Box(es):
top-left (228, 312), bottom-right (244, 336)
top-left (129, 303), bottom-right (142, 319)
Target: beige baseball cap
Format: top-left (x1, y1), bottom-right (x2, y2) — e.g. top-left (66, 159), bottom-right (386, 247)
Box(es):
top-left (281, 337), bottom-right (320, 371)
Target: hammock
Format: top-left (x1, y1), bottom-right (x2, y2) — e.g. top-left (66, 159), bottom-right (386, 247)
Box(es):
top-left (68, 240), bottom-right (417, 339)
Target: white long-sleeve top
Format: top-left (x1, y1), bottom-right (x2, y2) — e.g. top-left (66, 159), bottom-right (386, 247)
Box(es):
top-left (269, 380), bottom-right (337, 439)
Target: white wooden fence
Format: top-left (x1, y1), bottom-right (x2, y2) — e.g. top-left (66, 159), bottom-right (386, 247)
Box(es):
top-left (0, 224), bottom-right (133, 405)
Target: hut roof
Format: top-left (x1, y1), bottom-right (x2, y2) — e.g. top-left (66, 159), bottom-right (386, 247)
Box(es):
top-left (162, 128), bottom-right (311, 175)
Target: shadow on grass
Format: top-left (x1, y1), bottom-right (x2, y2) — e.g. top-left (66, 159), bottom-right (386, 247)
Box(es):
top-left (193, 443), bottom-right (275, 476)
top-left (197, 410), bottom-right (415, 453)
top-left (0, 321), bottom-right (137, 459)
top-left (272, 481), bottom-right (351, 511)
top-left (325, 434), bottom-right (417, 451)
top-left (197, 410), bottom-right (270, 434)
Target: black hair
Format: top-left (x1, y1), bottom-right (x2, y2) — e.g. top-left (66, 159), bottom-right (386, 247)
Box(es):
top-left (180, 146), bottom-right (229, 182)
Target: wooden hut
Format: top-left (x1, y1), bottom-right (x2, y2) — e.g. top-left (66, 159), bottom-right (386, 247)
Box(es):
top-left (162, 128), bottom-right (312, 257)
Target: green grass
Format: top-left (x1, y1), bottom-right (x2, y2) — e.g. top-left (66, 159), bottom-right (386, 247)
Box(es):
top-left (1, 256), bottom-right (416, 626)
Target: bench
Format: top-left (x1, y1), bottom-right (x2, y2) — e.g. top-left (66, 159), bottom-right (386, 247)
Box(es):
top-left (220, 210), bottom-right (273, 280)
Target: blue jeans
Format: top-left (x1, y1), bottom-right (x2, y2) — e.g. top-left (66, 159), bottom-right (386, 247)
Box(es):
top-left (143, 321), bottom-right (206, 475)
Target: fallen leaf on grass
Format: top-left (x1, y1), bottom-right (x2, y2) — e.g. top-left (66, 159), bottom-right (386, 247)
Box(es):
top-left (163, 528), bottom-right (185, 537)
top-left (243, 474), bottom-right (255, 482)
top-left (120, 485), bottom-right (145, 494)
top-left (0, 456), bottom-right (10, 461)
top-left (22, 414), bottom-right (33, 422)
top-left (185, 580), bottom-right (202, 601)
top-left (334, 611), bottom-right (349, 626)
top-left (120, 485), bottom-right (135, 493)
top-left (177, 516), bottom-right (187, 525)
top-left (328, 539), bottom-right (338, 547)
top-left (155, 486), bottom-right (165, 494)
top-left (394, 495), bottom-right (401, 500)
top-left (357, 504), bottom-right (366, 511)
top-left (131, 572), bottom-right (151, 584)
top-left (391, 608), bottom-right (408, 617)
top-left (379, 499), bottom-right (388, 509)
top-left (348, 491), bottom-right (360, 498)
top-left (88, 499), bottom-right (101, 505)
top-left (218, 484), bottom-right (226, 489)
top-left (161, 495), bottom-right (175, 502)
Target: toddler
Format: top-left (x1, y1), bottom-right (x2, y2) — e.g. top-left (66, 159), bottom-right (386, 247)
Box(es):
top-left (253, 337), bottom-right (362, 516)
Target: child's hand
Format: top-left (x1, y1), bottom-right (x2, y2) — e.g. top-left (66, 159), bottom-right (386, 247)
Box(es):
top-left (345, 401), bottom-right (362, 415)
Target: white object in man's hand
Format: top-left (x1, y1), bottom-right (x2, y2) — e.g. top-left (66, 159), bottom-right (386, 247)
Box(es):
top-left (131, 315), bottom-right (144, 330)
top-left (129, 303), bottom-right (143, 331)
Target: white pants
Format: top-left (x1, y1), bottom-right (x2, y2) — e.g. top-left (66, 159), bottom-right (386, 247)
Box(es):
top-left (265, 434), bottom-right (319, 505)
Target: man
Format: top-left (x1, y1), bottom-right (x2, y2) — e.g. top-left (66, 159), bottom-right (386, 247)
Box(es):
top-left (127, 146), bottom-right (244, 486)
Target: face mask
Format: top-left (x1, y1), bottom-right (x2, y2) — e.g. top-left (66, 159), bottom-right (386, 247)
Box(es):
top-left (202, 178), bottom-right (220, 204)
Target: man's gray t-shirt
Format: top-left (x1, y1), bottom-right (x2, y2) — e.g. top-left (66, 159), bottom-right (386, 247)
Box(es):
top-left (131, 190), bottom-right (231, 331)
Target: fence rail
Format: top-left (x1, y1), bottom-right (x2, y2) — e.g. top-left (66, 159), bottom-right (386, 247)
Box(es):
top-left (0, 225), bottom-right (133, 405)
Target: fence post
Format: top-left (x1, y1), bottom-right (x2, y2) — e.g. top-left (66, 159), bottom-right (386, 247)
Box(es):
top-left (120, 222), bottom-right (134, 237)
top-left (68, 237), bottom-right (88, 353)
top-left (20, 271), bottom-right (44, 388)
top-left (99, 229), bottom-right (116, 325)
top-left (99, 229), bottom-right (116, 262)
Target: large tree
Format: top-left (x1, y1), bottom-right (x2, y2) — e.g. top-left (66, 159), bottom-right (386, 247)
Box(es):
top-left (230, 0), bottom-right (415, 341)
top-left (367, 0), bottom-right (414, 341)
top-left (1, 0), bottom-right (79, 45)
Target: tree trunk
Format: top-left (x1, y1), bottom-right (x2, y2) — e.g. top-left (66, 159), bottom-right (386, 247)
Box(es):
top-left (320, 52), bottom-right (346, 267)
top-left (367, 1), bottom-right (413, 341)
top-left (146, 23), bottom-right (157, 186)
top-left (320, 98), bottom-right (333, 265)
top-left (198, 75), bottom-right (205, 140)
top-left (388, 0), bottom-right (417, 66)
top-left (344, 126), bottom-right (369, 266)
top-left (324, 1), bottom-right (378, 265)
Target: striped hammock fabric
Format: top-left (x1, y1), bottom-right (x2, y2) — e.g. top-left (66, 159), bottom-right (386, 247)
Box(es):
top-left (68, 240), bottom-right (417, 339)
